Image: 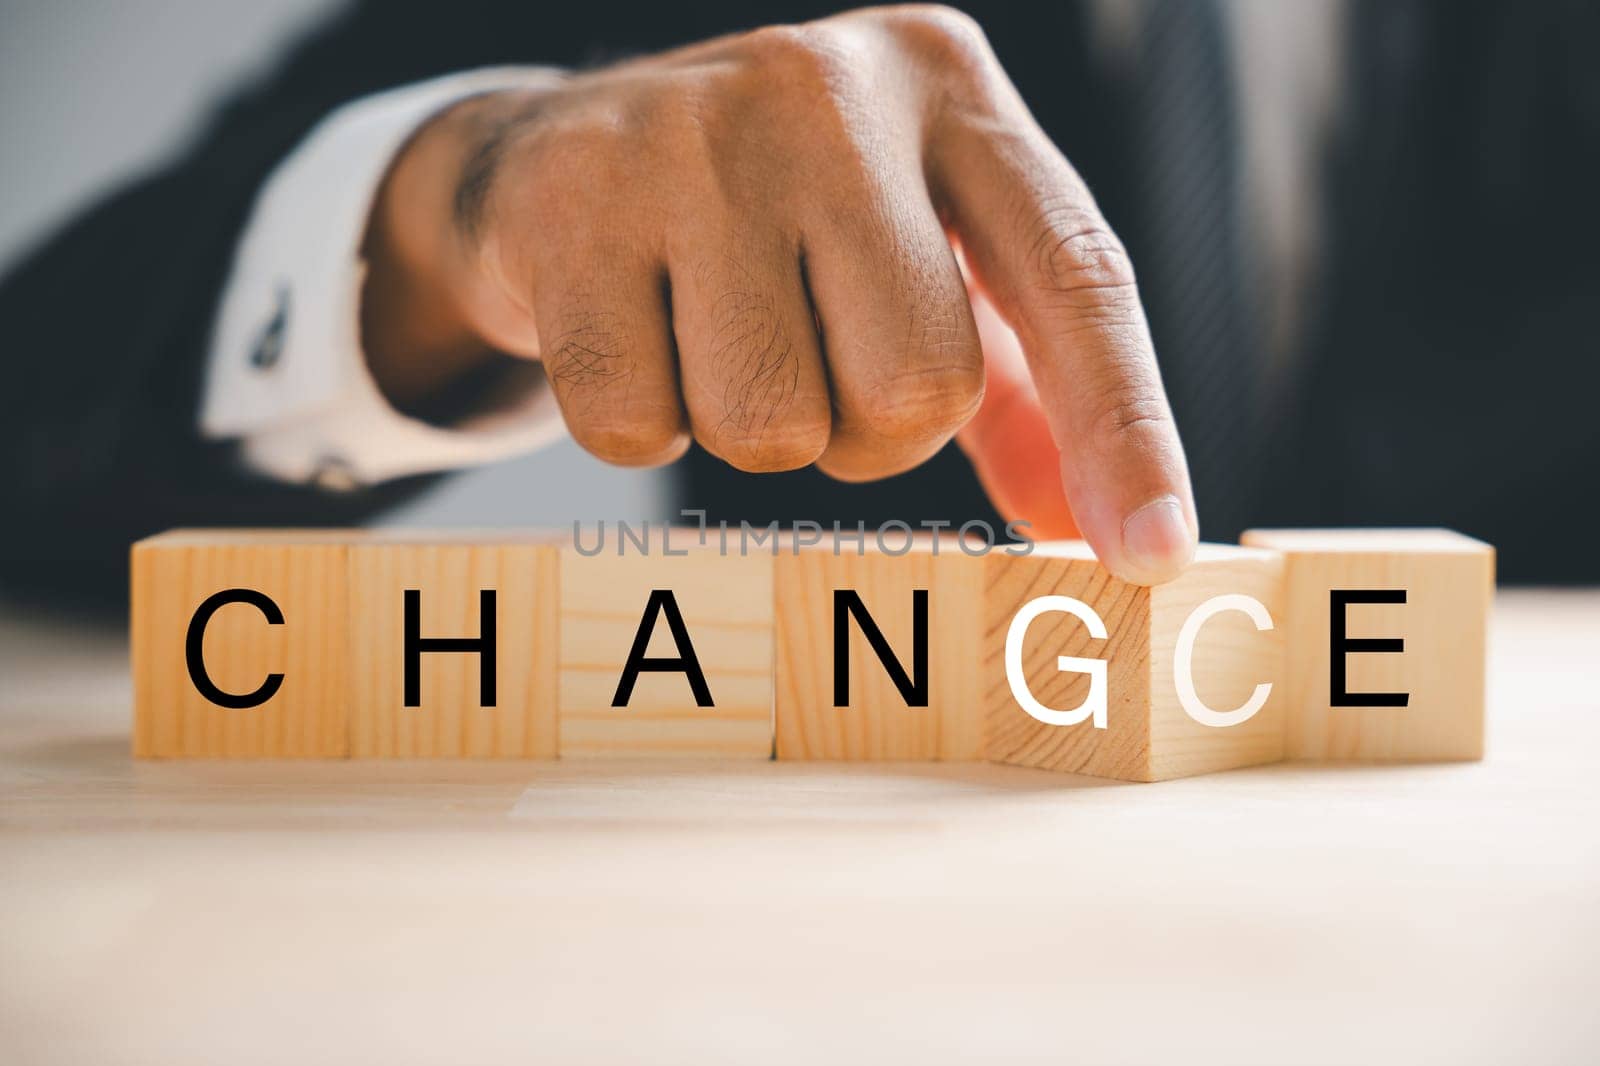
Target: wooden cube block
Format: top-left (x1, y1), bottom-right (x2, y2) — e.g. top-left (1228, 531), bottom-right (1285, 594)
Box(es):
top-left (1238, 528), bottom-right (1493, 761)
top-left (132, 530), bottom-right (351, 758)
top-left (985, 542), bottom-right (1285, 782)
top-left (560, 527), bottom-right (772, 758)
top-left (347, 533), bottom-right (560, 758)
top-left (775, 540), bottom-right (984, 760)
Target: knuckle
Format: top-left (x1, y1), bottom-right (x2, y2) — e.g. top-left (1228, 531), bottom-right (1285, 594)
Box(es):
top-left (1086, 377), bottom-right (1171, 453)
top-left (548, 312), bottom-right (683, 464)
top-left (573, 411), bottom-right (685, 466)
top-left (544, 116), bottom-right (628, 170)
top-left (1026, 209), bottom-right (1139, 305)
top-left (719, 24), bottom-right (866, 184)
top-left (697, 288), bottom-right (829, 471)
top-left (886, 4), bottom-right (992, 74)
top-left (547, 311), bottom-right (684, 466)
top-left (863, 359), bottom-right (985, 441)
top-left (707, 290), bottom-right (800, 408)
top-left (740, 23), bottom-right (838, 86)
top-left (911, 292), bottom-right (984, 368)
top-left (515, 120), bottom-right (629, 216)
top-left (546, 308), bottom-right (628, 395)
top-left (626, 75), bottom-right (717, 153)
top-left (733, 22), bottom-right (872, 129)
top-left (706, 415), bottom-right (831, 473)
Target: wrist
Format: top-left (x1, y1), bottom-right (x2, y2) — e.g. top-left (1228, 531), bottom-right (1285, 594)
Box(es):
top-left (360, 91), bottom-right (528, 412)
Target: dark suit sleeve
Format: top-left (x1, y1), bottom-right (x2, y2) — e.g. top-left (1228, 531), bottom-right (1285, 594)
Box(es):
top-left (0, 1), bottom-right (833, 600)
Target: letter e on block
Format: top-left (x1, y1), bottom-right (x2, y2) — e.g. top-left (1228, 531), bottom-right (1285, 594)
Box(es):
top-left (1239, 528), bottom-right (1493, 761)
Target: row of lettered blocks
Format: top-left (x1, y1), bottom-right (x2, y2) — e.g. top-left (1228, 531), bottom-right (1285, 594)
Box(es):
top-left (131, 527), bottom-right (1494, 782)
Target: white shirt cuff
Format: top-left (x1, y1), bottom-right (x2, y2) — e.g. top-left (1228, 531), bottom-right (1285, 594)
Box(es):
top-left (199, 68), bottom-right (568, 489)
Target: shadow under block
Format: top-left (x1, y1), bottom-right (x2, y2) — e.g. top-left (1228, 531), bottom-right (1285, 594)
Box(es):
top-left (1239, 528), bottom-right (1494, 761)
top-left (348, 535), bottom-right (560, 758)
top-left (132, 531), bottom-right (350, 758)
top-left (984, 543), bottom-right (1286, 782)
top-left (775, 543), bottom-right (984, 760)
top-left (559, 532), bottom-right (773, 758)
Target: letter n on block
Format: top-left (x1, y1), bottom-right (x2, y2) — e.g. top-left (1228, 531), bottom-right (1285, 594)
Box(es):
top-left (132, 530), bottom-right (351, 758)
top-left (347, 533), bottom-right (559, 758)
top-left (1239, 528), bottom-right (1493, 761)
top-left (775, 541), bottom-right (984, 760)
top-left (986, 543), bottom-right (1285, 782)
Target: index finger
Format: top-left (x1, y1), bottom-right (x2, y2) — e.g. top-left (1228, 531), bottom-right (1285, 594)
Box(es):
top-left (928, 88), bottom-right (1198, 585)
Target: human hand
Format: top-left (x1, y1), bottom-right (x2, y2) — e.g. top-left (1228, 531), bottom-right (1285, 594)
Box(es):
top-left (362, 4), bottom-right (1197, 584)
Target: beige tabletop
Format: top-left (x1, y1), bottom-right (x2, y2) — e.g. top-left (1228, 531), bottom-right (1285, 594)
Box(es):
top-left (2, 589), bottom-right (1598, 1065)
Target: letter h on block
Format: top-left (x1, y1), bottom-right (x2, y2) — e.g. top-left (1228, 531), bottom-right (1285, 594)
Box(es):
top-left (346, 532), bottom-right (561, 758)
top-left (985, 543), bottom-right (1286, 782)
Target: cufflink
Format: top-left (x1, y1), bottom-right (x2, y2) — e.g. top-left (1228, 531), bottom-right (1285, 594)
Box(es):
top-left (250, 284), bottom-right (291, 370)
top-left (311, 457), bottom-right (360, 493)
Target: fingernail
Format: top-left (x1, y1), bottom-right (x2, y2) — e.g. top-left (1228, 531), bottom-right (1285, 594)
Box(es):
top-left (1119, 495), bottom-right (1194, 584)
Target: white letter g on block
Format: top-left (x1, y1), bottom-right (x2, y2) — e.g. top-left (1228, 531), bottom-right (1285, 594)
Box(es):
top-left (1005, 596), bottom-right (1109, 730)
top-left (1175, 594), bottom-right (1274, 728)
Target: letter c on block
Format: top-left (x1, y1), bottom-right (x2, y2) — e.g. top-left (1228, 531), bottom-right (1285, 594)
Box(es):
top-left (185, 588), bottom-right (286, 709)
top-left (1175, 593), bottom-right (1274, 727)
top-left (1004, 595), bottom-right (1109, 729)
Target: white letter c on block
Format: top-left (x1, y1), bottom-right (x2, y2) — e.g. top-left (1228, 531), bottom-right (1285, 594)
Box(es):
top-left (1175, 593), bottom-right (1274, 728)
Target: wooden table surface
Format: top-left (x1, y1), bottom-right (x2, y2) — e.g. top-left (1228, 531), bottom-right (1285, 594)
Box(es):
top-left (3, 590), bottom-right (1597, 1065)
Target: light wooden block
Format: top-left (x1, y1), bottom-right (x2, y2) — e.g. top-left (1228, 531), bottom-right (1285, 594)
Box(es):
top-left (347, 533), bottom-right (560, 758)
top-left (985, 543), bottom-right (1285, 782)
top-left (132, 530), bottom-right (351, 758)
top-left (775, 540), bottom-right (984, 760)
top-left (560, 527), bottom-right (773, 758)
top-left (1239, 528), bottom-right (1493, 761)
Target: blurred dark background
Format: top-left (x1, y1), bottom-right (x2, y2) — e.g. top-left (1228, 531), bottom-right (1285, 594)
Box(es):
top-left (0, 0), bottom-right (675, 529)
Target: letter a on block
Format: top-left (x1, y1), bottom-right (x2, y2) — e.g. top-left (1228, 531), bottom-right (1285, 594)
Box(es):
top-left (1239, 528), bottom-right (1494, 761)
top-left (985, 542), bottom-right (1286, 782)
top-left (559, 527), bottom-right (773, 758)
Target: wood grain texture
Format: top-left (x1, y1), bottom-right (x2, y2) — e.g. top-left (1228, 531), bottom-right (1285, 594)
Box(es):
top-left (560, 527), bottom-right (773, 758)
top-left (131, 532), bottom-right (350, 758)
top-left (348, 535), bottom-right (559, 758)
top-left (10, 592), bottom-right (1595, 1065)
top-left (775, 541), bottom-right (984, 760)
top-left (1147, 546), bottom-right (1286, 779)
top-left (1240, 527), bottom-right (1494, 761)
top-left (985, 542), bottom-right (1285, 782)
